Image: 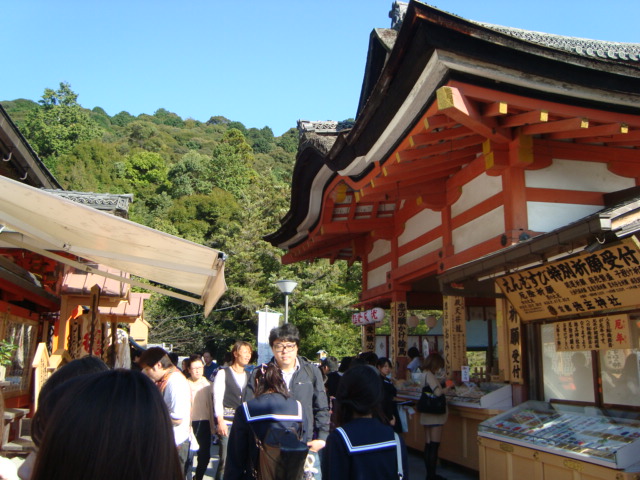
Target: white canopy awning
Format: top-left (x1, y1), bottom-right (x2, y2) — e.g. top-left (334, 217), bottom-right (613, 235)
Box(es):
top-left (0, 176), bottom-right (227, 316)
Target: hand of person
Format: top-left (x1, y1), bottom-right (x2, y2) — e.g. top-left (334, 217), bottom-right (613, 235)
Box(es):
top-left (307, 439), bottom-right (326, 452)
top-left (217, 420), bottom-right (228, 437)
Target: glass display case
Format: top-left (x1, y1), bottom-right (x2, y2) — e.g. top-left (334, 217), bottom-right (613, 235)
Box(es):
top-left (478, 400), bottom-right (640, 469)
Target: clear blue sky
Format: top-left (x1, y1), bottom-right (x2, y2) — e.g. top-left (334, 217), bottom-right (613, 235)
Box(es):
top-left (4, 1), bottom-right (639, 137)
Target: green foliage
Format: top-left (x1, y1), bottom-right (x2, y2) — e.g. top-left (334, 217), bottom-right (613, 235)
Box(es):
top-left (153, 108), bottom-right (185, 127)
top-left (121, 151), bottom-right (169, 197)
top-left (276, 128), bottom-right (299, 154)
top-left (246, 126), bottom-right (275, 154)
top-left (7, 85), bottom-right (363, 358)
top-left (22, 82), bottom-right (103, 161)
top-left (0, 99), bottom-right (39, 128)
top-left (210, 129), bottom-right (258, 197)
top-left (111, 110), bottom-right (135, 127)
top-left (167, 151), bottom-right (214, 198)
top-left (0, 340), bottom-right (17, 366)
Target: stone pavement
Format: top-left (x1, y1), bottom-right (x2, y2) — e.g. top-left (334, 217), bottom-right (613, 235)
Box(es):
top-left (194, 443), bottom-right (479, 480)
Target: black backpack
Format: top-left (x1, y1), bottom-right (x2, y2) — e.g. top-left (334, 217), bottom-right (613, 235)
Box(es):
top-left (250, 425), bottom-right (310, 480)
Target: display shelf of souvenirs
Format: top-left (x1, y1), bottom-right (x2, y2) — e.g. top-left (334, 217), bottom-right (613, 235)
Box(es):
top-left (446, 382), bottom-right (512, 409)
top-left (478, 400), bottom-right (640, 469)
top-left (396, 374), bottom-right (512, 410)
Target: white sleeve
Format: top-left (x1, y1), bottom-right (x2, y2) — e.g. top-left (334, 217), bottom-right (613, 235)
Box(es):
top-left (213, 368), bottom-right (226, 417)
top-left (166, 375), bottom-right (191, 423)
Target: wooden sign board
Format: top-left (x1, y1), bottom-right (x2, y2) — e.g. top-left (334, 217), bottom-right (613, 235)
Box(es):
top-left (443, 296), bottom-right (466, 373)
top-left (497, 237), bottom-right (640, 321)
top-left (554, 313), bottom-right (631, 351)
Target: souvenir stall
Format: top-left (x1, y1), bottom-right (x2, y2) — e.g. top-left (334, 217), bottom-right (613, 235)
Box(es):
top-left (0, 105), bottom-right (229, 454)
top-left (266, 2), bottom-right (640, 476)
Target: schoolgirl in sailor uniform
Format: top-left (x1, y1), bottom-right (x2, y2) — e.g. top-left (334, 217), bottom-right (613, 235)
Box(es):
top-left (225, 364), bottom-right (306, 480)
top-left (322, 365), bottom-right (409, 480)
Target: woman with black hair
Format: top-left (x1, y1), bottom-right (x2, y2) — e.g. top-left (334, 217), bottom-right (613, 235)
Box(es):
top-left (225, 363), bottom-right (306, 480)
top-left (30, 369), bottom-right (183, 480)
top-left (376, 357), bottom-right (402, 434)
top-left (322, 365), bottom-right (409, 480)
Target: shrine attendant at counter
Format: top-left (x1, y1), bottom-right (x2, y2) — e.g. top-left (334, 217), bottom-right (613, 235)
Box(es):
top-left (420, 353), bottom-right (448, 480)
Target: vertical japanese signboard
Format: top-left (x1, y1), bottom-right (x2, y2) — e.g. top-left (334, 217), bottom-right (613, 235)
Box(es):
top-left (443, 296), bottom-right (466, 374)
top-left (497, 237), bottom-right (640, 321)
top-left (390, 301), bottom-right (408, 368)
top-left (506, 301), bottom-right (523, 383)
top-left (362, 324), bottom-right (376, 353)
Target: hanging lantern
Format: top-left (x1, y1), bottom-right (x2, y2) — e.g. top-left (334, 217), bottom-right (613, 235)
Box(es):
top-left (407, 314), bottom-right (420, 328)
top-left (425, 315), bottom-right (438, 328)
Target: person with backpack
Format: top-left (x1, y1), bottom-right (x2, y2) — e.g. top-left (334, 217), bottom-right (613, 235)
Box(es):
top-left (244, 324), bottom-right (330, 480)
top-left (321, 365), bottom-right (409, 480)
top-left (225, 363), bottom-right (307, 480)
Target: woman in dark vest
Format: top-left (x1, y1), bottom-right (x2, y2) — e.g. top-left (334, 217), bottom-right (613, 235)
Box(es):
top-left (322, 365), bottom-right (409, 480)
top-left (214, 341), bottom-right (253, 480)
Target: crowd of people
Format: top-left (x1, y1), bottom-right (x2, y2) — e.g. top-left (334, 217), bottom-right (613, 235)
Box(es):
top-left (9, 324), bottom-right (449, 480)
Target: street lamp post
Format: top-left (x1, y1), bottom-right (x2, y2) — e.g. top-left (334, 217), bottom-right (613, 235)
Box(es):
top-left (275, 279), bottom-right (298, 324)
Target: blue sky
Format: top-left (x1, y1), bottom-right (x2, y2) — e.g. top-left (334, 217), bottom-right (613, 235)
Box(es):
top-left (4, 1), bottom-right (640, 137)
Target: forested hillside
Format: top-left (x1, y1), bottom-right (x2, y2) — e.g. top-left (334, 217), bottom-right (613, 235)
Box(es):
top-left (2, 82), bottom-right (362, 361)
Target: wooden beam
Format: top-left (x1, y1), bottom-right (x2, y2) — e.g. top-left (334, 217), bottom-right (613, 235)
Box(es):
top-left (499, 110), bottom-right (549, 128)
top-left (482, 101), bottom-right (508, 117)
top-left (409, 126), bottom-right (474, 148)
top-left (396, 134), bottom-right (483, 162)
top-left (546, 123), bottom-right (628, 140)
top-left (436, 86), bottom-right (512, 143)
top-left (521, 117), bottom-right (588, 136)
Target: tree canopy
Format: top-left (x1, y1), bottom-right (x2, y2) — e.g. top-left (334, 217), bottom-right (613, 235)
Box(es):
top-left (2, 84), bottom-right (364, 361)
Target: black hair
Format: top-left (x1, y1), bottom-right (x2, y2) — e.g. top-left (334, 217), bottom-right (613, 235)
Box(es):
top-left (167, 352), bottom-right (179, 367)
top-left (376, 357), bottom-right (392, 369)
top-left (335, 365), bottom-right (384, 427)
top-left (408, 347), bottom-right (420, 359)
top-left (268, 323), bottom-right (300, 347)
top-left (32, 356), bottom-right (109, 447)
top-left (31, 369), bottom-right (183, 480)
top-left (358, 351), bottom-right (378, 366)
top-left (338, 356), bottom-right (353, 373)
top-left (321, 356), bottom-right (339, 372)
top-left (253, 363), bottom-right (290, 398)
top-left (139, 347), bottom-right (173, 369)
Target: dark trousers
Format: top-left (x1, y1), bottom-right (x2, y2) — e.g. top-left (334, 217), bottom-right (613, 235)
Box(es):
top-left (192, 420), bottom-right (212, 480)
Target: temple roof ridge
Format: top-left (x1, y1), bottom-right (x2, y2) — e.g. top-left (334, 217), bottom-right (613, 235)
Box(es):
top-left (476, 21), bottom-right (640, 62)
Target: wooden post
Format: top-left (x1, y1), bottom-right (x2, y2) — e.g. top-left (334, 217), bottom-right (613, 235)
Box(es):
top-left (88, 285), bottom-right (101, 356)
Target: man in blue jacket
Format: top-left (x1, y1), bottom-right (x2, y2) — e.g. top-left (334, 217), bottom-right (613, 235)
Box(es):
top-left (244, 323), bottom-right (330, 479)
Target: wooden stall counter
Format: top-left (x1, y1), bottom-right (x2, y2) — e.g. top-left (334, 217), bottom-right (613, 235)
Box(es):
top-left (398, 394), bottom-right (506, 471)
top-left (477, 400), bottom-right (640, 480)
top-left (478, 436), bottom-right (640, 480)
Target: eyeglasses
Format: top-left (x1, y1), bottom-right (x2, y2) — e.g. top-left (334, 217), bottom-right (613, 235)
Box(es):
top-left (273, 343), bottom-right (297, 353)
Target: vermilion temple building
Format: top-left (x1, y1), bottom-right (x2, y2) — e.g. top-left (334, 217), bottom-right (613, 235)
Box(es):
top-left (267, 2), bottom-right (640, 478)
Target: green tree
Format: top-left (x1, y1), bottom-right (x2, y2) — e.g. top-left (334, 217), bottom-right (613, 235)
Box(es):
top-left (111, 110), bottom-right (136, 127)
top-left (167, 151), bottom-right (214, 198)
top-left (22, 82), bottom-right (102, 161)
top-left (120, 151), bottom-right (169, 197)
top-left (209, 129), bottom-right (257, 197)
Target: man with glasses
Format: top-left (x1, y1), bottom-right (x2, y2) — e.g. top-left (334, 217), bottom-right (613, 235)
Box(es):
top-left (244, 323), bottom-right (330, 479)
